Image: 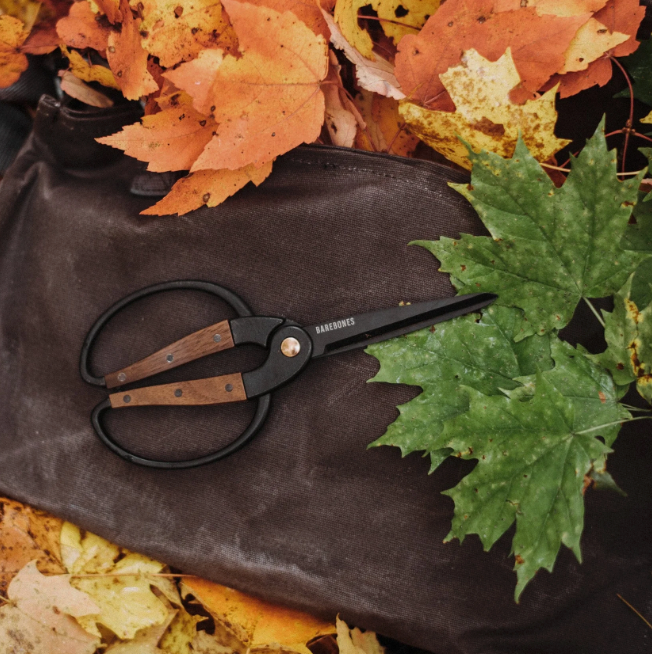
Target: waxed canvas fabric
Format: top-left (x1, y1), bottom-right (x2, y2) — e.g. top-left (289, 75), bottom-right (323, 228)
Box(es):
top-left (0, 95), bottom-right (650, 653)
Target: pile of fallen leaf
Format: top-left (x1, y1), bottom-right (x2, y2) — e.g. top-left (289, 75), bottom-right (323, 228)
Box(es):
top-left (0, 496), bottom-right (381, 653)
top-left (0, 0), bottom-right (648, 214)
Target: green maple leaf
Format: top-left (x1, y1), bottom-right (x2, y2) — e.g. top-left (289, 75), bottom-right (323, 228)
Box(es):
top-left (593, 275), bottom-right (652, 404)
top-left (366, 305), bottom-right (552, 471)
top-left (416, 120), bottom-right (646, 339)
top-left (621, 189), bottom-right (652, 307)
top-left (614, 39), bottom-right (652, 107)
top-left (441, 368), bottom-right (626, 601)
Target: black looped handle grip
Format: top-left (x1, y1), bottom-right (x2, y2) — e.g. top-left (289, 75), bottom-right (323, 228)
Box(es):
top-left (81, 280), bottom-right (272, 469)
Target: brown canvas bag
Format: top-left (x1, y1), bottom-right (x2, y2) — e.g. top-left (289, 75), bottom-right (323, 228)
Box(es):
top-left (0, 95), bottom-right (650, 652)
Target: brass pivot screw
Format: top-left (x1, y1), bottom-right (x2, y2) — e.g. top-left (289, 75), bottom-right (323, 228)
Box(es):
top-left (281, 337), bottom-right (301, 357)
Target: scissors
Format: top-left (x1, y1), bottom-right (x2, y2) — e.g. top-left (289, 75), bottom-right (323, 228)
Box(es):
top-left (80, 280), bottom-right (496, 469)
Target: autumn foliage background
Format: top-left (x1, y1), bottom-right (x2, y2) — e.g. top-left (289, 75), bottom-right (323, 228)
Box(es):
top-left (1, 0), bottom-right (649, 214)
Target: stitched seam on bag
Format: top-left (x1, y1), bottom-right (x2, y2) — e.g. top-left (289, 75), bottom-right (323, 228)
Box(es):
top-left (285, 157), bottom-right (466, 198)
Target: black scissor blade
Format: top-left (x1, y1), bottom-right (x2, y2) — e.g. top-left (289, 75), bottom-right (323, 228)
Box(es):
top-left (307, 293), bottom-right (497, 358)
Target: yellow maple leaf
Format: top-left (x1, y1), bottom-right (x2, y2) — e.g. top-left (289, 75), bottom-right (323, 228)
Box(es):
top-left (400, 48), bottom-right (570, 170)
top-left (334, 0), bottom-right (439, 59)
top-left (181, 577), bottom-right (335, 654)
top-left (641, 110), bottom-right (652, 124)
top-left (132, 0), bottom-right (238, 68)
top-left (61, 522), bottom-right (171, 640)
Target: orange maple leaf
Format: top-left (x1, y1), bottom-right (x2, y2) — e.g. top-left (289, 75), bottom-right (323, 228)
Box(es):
top-left (551, 0), bottom-right (645, 97)
top-left (165, 0), bottom-right (328, 171)
top-left (395, 0), bottom-right (589, 109)
top-left (0, 15), bottom-right (29, 89)
top-left (594, 0), bottom-right (645, 57)
top-left (57, 2), bottom-right (111, 53)
top-left (140, 163), bottom-right (273, 215)
top-left (244, 0), bottom-right (330, 38)
top-left (107, 0), bottom-right (159, 99)
top-left (98, 91), bottom-right (217, 171)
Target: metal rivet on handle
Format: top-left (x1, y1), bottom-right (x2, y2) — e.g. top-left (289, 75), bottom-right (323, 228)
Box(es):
top-left (213, 334), bottom-right (222, 343)
top-left (117, 372), bottom-right (127, 383)
top-left (225, 384), bottom-right (233, 392)
top-left (174, 389), bottom-right (182, 397)
top-left (123, 395), bottom-right (131, 404)
top-left (166, 354), bottom-right (174, 363)
top-left (281, 337), bottom-right (301, 357)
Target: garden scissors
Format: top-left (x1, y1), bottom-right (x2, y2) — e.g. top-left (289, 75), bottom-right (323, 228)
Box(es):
top-left (81, 281), bottom-right (496, 469)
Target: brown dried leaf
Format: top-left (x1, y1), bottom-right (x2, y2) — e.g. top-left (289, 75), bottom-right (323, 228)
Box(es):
top-left (0, 15), bottom-right (28, 88)
top-left (0, 497), bottom-right (65, 594)
top-left (57, 1), bottom-right (111, 52)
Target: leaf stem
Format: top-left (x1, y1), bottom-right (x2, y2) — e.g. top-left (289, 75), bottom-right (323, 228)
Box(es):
top-left (617, 594), bottom-right (652, 631)
top-left (583, 297), bottom-right (606, 327)
top-left (356, 13), bottom-right (421, 30)
top-left (619, 404), bottom-right (652, 412)
top-left (609, 56), bottom-right (635, 174)
top-left (539, 162), bottom-right (644, 176)
top-left (576, 415), bottom-right (652, 435)
top-left (69, 572), bottom-right (197, 578)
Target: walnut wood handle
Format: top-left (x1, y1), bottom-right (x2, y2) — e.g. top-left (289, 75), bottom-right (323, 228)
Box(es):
top-left (109, 373), bottom-right (247, 408)
top-left (105, 320), bottom-right (234, 389)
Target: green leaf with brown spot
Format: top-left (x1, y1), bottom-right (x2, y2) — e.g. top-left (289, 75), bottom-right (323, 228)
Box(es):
top-left (366, 305), bottom-right (552, 471)
top-left (593, 274), bottom-right (652, 404)
top-left (441, 372), bottom-right (621, 601)
top-left (416, 119), bottom-right (646, 340)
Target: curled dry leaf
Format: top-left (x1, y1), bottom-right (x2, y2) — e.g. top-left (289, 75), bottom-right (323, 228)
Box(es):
top-left (353, 88), bottom-right (418, 156)
top-left (159, 606), bottom-right (204, 653)
top-left (323, 52), bottom-right (363, 148)
top-left (57, 1), bottom-right (111, 52)
top-left (0, 496), bottom-right (65, 594)
top-left (181, 577), bottom-right (335, 654)
top-left (0, 561), bottom-right (100, 654)
top-left (399, 48), bottom-right (570, 170)
top-left (321, 8), bottom-right (404, 100)
top-left (61, 43), bottom-right (120, 88)
top-left (141, 162), bottom-right (273, 215)
top-left (0, 14), bottom-right (28, 88)
top-left (98, 90), bottom-right (217, 172)
top-left (96, 0), bottom-right (123, 23)
top-left (333, 0), bottom-right (439, 58)
top-left (336, 616), bottom-right (384, 654)
top-left (60, 70), bottom-right (114, 107)
top-left (134, 0), bottom-right (238, 68)
top-left (107, 0), bottom-right (159, 99)
top-left (167, 0), bottom-right (328, 171)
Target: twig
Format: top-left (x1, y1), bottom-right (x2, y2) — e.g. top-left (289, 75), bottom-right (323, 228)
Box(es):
top-left (0, 593), bottom-right (12, 605)
top-left (70, 572), bottom-right (197, 578)
top-left (617, 594), bottom-right (652, 631)
top-left (610, 56), bottom-right (635, 174)
top-left (356, 14), bottom-right (421, 30)
top-left (385, 124), bottom-right (406, 154)
top-left (633, 131), bottom-right (652, 145)
top-left (583, 297), bottom-right (606, 327)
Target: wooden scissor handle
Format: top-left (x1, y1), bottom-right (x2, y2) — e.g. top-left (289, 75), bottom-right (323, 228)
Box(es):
top-left (105, 320), bottom-right (234, 388)
top-left (109, 372), bottom-right (247, 407)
